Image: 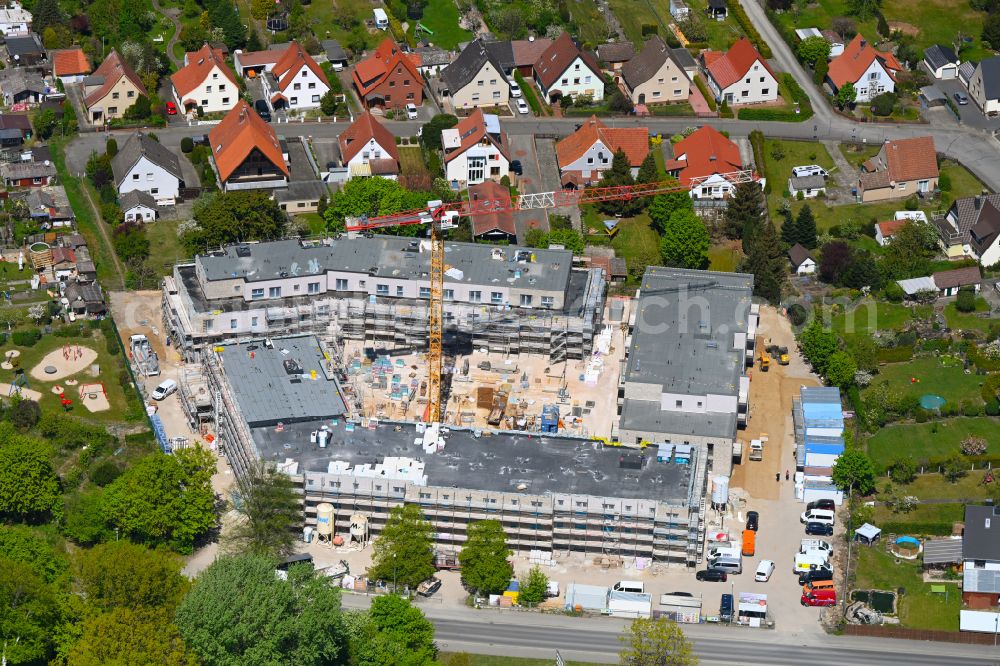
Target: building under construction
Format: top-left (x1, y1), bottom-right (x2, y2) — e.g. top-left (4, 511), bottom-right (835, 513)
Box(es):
top-left (202, 333), bottom-right (708, 565)
top-left (161, 237), bottom-right (606, 365)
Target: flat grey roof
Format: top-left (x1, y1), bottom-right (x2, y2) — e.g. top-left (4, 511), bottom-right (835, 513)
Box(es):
top-left (273, 180), bottom-right (330, 203)
top-left (253, 420), bottom-right (694, 503)
top-left (923, 538), bottom-right (963, 565)
top-left (619, 398), bottom-right (737, 439)
top-left (964, 505), bottom-right (1000, 561)
top-left (625, 266), bottom-right (753, 396)
top-left (217, 334), bottom-right (347, 427)
top-left (196, 237), bottom-right (573, 293)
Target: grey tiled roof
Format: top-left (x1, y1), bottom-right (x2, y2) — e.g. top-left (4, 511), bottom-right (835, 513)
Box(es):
top-left (621, 37), bottom-right (677, 90)
top-left (442, 39), bottom-right (508, 93)
top-left (111, 132), bottom-right (184, 186)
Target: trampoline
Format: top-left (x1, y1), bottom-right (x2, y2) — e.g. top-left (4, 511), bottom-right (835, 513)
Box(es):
top-left (920, 394), bottom-right (946, 410)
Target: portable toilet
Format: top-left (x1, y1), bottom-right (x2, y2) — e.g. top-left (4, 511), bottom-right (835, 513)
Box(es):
top-left (503, 579), bottom-right (520, 604)
top-left (673, 444), bottom-right (693, 464)
top-left (540, 405), bottom-right (559, 433)
top-left (656, 443), bottom-right (673, 463)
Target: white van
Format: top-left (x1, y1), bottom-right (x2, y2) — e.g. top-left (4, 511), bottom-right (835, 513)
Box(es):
top-left (792, 165), bottom-right (828, 178)
top-left (801, 548), bottom-right (831, 563)
top-left (709, 546), bottom-right (741, 560)
top-left (708, 557), bottom-right (743, 575)
top-left (800, 508), bottom-right (835, 526)
top-left (800, 539), bottom-right (832, 554)
top-left (793, 552), bottom-right (828, 574)
top-left (612, 580), bottom-right (644, 594)
top-left (373, 8), bottom-right (389, 30)
top-left (151, 379), bottom-right (178, 401)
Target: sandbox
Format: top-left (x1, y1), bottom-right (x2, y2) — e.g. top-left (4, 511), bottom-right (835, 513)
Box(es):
top-left (29, 345), bottom-right (98, 381)
top-left (78, 383), bottom-right (110, 412)
top-left (0, 383), bottom-right (43, 401)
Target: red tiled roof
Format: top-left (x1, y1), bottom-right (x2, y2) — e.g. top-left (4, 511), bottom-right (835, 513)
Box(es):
top-left (84, 50), bottom-right (145, 108)
top-left (533, 32), bottom-right (602, 90)
top-left (51, 247), bottom-right (76, 264)
top-left (53, 48), bottom-right (91, 77)
top-left (555, 115), bottom-right (649, 169)
top-left (668, 125), bottom-right (744, 184)
top-left (272, 41), bottom-right (329, 92)
top-left (828, 34), bottom-right (902, 88)
top-left (511, 38), bottom-right (553, 68)
top-left (704, 38), bottom-right (775, 90)
top-left (353, 39), bottom-right (420, 97)
top-left (172, 44), bottom-right (238, 99)
top-left (208, 100), bottom-right (288, 183)
top-left (338, 112), bottom-right (400, 165)
top-left (443, 108), bottom-right (509, 163)
top-left (875, 219), bottom-right (908, 238)
top-left (863, 137), bottom-right (939, 184)
top-left (236, 49), bottom-right (284, 69)
top-left (469, 180), bottom-right (515, 236)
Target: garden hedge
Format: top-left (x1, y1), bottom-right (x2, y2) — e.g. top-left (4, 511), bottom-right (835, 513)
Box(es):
top-left (728, 1), bottom-right (772, 58)
top-left (878, 521), bottom-right (956, 537)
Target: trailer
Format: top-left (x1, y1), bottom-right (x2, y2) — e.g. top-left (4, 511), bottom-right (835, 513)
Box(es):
top-left (129, 334), bottom-right (160, 377)
top-left (748, 439), bottom-right (763, 461)
top-left (607, 591), bottom-right (652, 619)
top-left (737, 592), bottom-right (768, 627)
top-left (659, 593), bottom-right (702, 623)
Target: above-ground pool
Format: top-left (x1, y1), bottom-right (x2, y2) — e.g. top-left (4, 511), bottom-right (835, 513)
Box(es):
top-left (890, 536), bottom-right (923, 559)
top-left (920, 394), bottom-right (946, 410)
top-left (896, 536), bottom-right (921, 547)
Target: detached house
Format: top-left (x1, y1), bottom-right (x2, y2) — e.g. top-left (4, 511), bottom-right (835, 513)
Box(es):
top-left (84, 49), bottom-right (146, 123)
top-left (664, 125), bottom-right (759, 200)
top-left (857, 136), bottom-right (939, 203)
top-left (442, 108), bottom-right (509, 185)
top-left (468, 180), bottom-right (516, 242)
top-left (232, 41), bottom-right (330, 111)
top-left (121, 190), bottom-right (159, 223)
top-left (533, 32), bottom-right (603, 104)
top-left (620, 36), bottom-right (689, 106)
top-left (352, 38), bottom-right (423, 109)
top-left (171, 44), bottom-right (239, 114)
top-left (700, 37), bottom-right (778, 106)
top-left (52, 48), bottom-right (91, 85)
top-left (338, 112), bottom-right (400, 179)
top-left (967, 57), bottom-right (1000, 117)
top-left (962, 505), bottom-right (1000, 610)
top-left (934, 193), bottom-right (1000, 263)
top-left (827, 34), bottom-right (902, 103)
top-left (208, 100), bottom-right (289, 191)
top-left (442, 39), bottom-right (510, 111)
top-left (111, 132), bottom-right (184, 205)
top-left (788, 244), bottom-right (816, 275)
top-left (556, 116), bottom-right (648, 187)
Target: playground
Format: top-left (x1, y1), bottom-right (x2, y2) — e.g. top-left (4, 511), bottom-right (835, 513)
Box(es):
top-left (28, 345), bottom-right (99, 381)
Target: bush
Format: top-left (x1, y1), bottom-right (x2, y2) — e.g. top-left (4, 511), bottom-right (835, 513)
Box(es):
top-left (787, 303), bottom-right (808, 326)
top-left (181, 137), bottom-right (194, 153)
top-left (883, 281), bottom-right (904, 302)
top-left (956, 287), bottom-right (977, 313)
top-left (9, 398), bottom-right (41, 430)
top-left (870, 92), bottom-right (897, 116)
top-left (11, 328), bottom-right (42, 347)
top-left (962, 436), bottom-right (989, 456)
top-left (106, 138), bottom-right (117, 157)
top-left (986, 399), bottom-right (1000, 416)
top-left (728, 1), bottom-right (772, 57)
top-left (89, 461), bottom-right (123, 487)
top-left (889, 458), bottom-right (916, 484)
top-left (693, 76), bottom-right (716, 112)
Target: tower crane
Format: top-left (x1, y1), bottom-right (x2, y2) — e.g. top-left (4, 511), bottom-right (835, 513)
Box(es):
top-left (345, 169), bottom-right (756, 424)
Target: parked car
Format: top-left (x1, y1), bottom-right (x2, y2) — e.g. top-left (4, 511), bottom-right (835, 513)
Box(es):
top-left (417, 577), bottom-right (442, 597)
top-left (666, 591), bottom-right (694, 597)
top-left (754, 560), bottom-right (775, 582)
top-left (696, 569), bottom-right (728, 582)
top-left (805, 521), bottom-right (833, 536)
top-left (510, 159), bottom-right (523, 176)
top-left (800, 509), bottom-right (835, 525)
top-left (746, 510), bottom-right (759, 531)
top-left (517, 98), bottom-right (529, 114)
top-left (798, 567), bottom-right (835, 585)
top-left (806, 499), bottom-right (835, 512)
top-left (165, 101), bottom-right (177, 115)
top-left (406, 103), bottom-right (419, 120)
top-left (720, 593), bottom-right (734, 622)
top-left (801, 587), bottom-right (837, 606)
top-left (509, 79), bottom-right (522, 97)
top-left (954, 92), bottom-right (969, 106)
top-left (151, 379), bottom-right (178, 401)
top-left (254, 99), bottom-right (272, 122)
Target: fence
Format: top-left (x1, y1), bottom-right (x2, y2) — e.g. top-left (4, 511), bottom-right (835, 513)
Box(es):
top-left (844, 624), bottom-right (1000, 644)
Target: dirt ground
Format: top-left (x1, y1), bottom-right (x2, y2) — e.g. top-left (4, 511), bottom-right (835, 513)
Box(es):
top-left (731, 306), bottom-right (821, 500)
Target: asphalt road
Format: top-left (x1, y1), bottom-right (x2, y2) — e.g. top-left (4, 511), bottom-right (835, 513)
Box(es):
top-left (340, 594), bottom-right (997, 666)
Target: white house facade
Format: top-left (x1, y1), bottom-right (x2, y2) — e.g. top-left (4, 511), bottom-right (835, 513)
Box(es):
top-left (118, 155), bottom-right (180, 204)
top-left (708, 62), bottom-right (778, 105)
top-left (540, 55), bottom-right (604, 101)
top-left (851, 60), bottom-right (895, 103)
top-left (178, 66), bottom-right (235, 113)
top-left (445, 146), bottom-right (509, 185)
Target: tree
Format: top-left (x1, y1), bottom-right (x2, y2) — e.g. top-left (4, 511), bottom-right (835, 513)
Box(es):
top-left (0, 525), bottom-right (68, 584)
top-left (0, 559), bottom-right (61, 665)
top-left (176, 554), bottom-right (346, 666)
top-left (32, 108), bottom-right (57, 140)
top-left (66, 608), bottom-right (198, 666)
top-left (251, 0), bottom-right (271, 19)
top-left (459, 520), bottom-right (512, 595)
top-left (831, 17), bottom-right (857, 41)
top-left (113, 221), bottom-right (151, 263)
top-left (101, 447), bottom-right (216, 553)
top-left (824, 350), bottom-right (857, 388)
top-left (524, 228), bottom-right (547, 248)
top-left (596, 149), bottom-right (640, 218)
top-left (636, 152), bottom-right (659, 185)
top-left (660, 209), bottom-right (710, 269)
top-left (942, 452), bottom-right (968, 483)
top-left (740, 194), bottom-right (785, 303)
top-left (819, 241), bottom-right (852, 284)
top-left (795, 204), bottom-right (817, 249)
top-left (835, 82), bottom-right (857, 109)
top-left (185, 191), bottom-right (288, 254)
top-left (798, 319), bottom-right (839, 374)
top-left (831, 449), bottom-right (877, 495)
top-left (870, 91), bottom-right (897, 116)
top-left (0, 434), bottom-right (60, 521)
top-left (123, 94), bottom-right (152, 120)
top-left (324, 178), bottom-right (429, 233)
top-left (841, 250), bottom-right (881, 289)
top-left (619, 617), bottom-right (697, 666)
top-left (956, 287), bottom-right (977, 313)
top-left (879, 221), bottom-right (939, 280)
top-left (76, 541), bottom-right (189, 613)
top-left (847, 0), bottom-right (881, 20)
top-left (320, 89), bottom-right (339, 116)
top-left (106, 138), bottom-right (118, 157)
top-left (9, 398), bottom-right (41, 430)
top-left (797, 36), bottom-right (831, 66)
top-left (519, 565), bottom-right (549, 606)
top-left (544, 228), bottom-right (585, 254)
top-left (779, 207), bottom-right (798, 247)
top-left (420, 114), bottom-right (459, 151)
top-left (722, 180), bottom-right (765, 240)
top-left (225, 461), bottom-right (301, 558)
top-left (31, 0), bottom-right (65, 33)
top-left (813, 57), bottom-right (829, 85)
top-left (246, 28), bottom-right (263, 53)
top-left (358, 594), bottom-right (437, 664)
top-left (368, 504), bottom-right (435, 589)
top-left (985, 14), bottom-right (1000, 50)
top-left (889, 457), bottom-right (916, 484)
top-left (647, 186), bottom-right (691, 234)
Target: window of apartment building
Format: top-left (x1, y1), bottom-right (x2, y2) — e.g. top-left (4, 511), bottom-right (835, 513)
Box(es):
top-left (574, 63), bottom-right (580, 70)
top-left (203, 320), bottom-right (213, 331)
top-left (220, 84), bottom-right (226, 91)
top-left (109, 107), bottom-right (117, 114)
top-left (147, 173), bottom-right (154, 180)
top-left (395, 285), bottom-right (404, 297)
top-left (493, 91), bottom-right (500, 100)
top-left (490, 291), bottom-right (503, 304)
top-left (293, 284), bottom-right (301, 293)
top-left (133, 173), bottom-right (139, 180)
top-left (573, 78), bottom-right (580, 85)
top-left (376, 284), bottom-right (389, 295)
top-left (308, 82), bottom-right (316, 89)
top-left (335, 278), bottom-right (348, 290)
top-left (674, 89), bottom-right (682, 96)
top-left (389, 80), bottom-right (396, 88)
top-left (419, 286), bottom-right (430, 298)
top-left (541, 296), bottom-right (553, 308)
top-left (469, 290), bottom-right (482, 303)
top-left (230, 319), bottom-right (237, 329)
top-left (519, 294), bottom-right (532, 306)
top-left (251, 316), bottom-right (258, 327)
top-left (290, 97), bottom-right (297, 105)
top-left (151, 188), bottom-right (158, 194)
top-left (869, 71), bottom-right (878, 81)
top-left (403, 80), bottom-right (410, 85)
top-left (561, 78), bottom-right (568, 85)
top-left (213, 72), bottom-right (218, 79)
top-left (419, 492), bottom-right (431, 499)
top-left (653, 91), bottom-right (661, 98)
top-left (742, 90), bottom-right (749, 97)
top-left (472, 93), bottom-right (480, 102)
top-left (201, 99), bottom-right (208, 106)
top-left (761, 89), bottom-right (769, 96)
top-left (675, 400), bottom-right (682, 407)
top-left (308, 282), bottom-right (321, 294)
top-left (745, 78), bottom-right (750, 84)
top-left (251, 288), bottom-right (264, 299)
top-left (268, 287), bottom-right (281, 298)
top-left (443, 288), bottom-right (454, 300)
top-left (406, 92), bottom-right (414, 100)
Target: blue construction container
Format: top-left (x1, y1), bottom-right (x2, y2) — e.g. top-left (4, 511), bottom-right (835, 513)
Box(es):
top-left (541, 405), bottom-right (560, 433)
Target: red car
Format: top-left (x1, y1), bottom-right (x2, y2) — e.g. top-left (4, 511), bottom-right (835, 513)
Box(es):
top-left (165, 101), bottom-right (177, 115)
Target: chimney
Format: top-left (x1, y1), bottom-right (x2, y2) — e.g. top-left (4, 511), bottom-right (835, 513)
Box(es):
top-left (975, 194), bottom-right (983, 210)
top-left (860, 39), bottom-right (867, 48)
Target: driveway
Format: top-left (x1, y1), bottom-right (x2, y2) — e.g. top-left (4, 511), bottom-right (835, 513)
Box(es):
top-left (935, 78), bottom-right (1000, 131)
top-left (508, 134), bottom-right (548, 238)
top-left (312, 138), bottom-right (340, 171)
top-left (285, 140), bottom-right (317, 181)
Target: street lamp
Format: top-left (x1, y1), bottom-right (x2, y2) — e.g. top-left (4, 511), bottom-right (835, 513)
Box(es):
top-left (393, 552), bottom-right (397, 593)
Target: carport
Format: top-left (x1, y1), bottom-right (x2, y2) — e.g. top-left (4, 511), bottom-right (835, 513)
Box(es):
top-left (920, 85), bottom-right (947, 108)
top-left (923, 537), bottom-right (963, 569)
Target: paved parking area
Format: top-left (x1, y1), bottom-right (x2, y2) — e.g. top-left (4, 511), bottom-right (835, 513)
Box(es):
top-left (935, 78), bottom-right (1000, 130)
top-left (312, 138), bottom-right (340, 171)
top-left (508, 134), bottom-right (549, 238)
top-left (285, 140), bottom-right (317, 181)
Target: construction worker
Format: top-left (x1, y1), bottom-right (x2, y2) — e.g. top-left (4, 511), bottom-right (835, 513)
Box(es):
top-left (786, 469), bottom-right (790, 481)
top-left (775, 472), bottom-right (780, 483)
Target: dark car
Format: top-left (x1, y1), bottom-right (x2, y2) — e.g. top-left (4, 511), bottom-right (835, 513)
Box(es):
top-left (695, 569), bottom-right (727, 582)
top-left (510, 159), bottom-right (523, 176)
top-left (254, 99), bottom-right (272, 122)
top-left (798, 567), bottom-right (835, 585)
top-left (806, 499), bottom-right (835, 512)
top-left (805, 521), bottom-right (833, 536)
top-left (746, 510), bottom-right (759, 531)
top-left (720, 593), bottom-right (734, 622)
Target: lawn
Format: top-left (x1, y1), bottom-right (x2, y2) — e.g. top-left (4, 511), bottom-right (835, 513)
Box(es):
top-left (583, 208), bottom-right (661, 284)
top-left (302, 0), bottom-right (380, 55)
top-left (863, 356), bottom-right (986, 409)
top-left (144, 219), bottom-right (185, 276)
top-left (866, 417), bottom-right (1000, 468)
top-left (761, 138), bottom-right (835, 200)
top-left (872, 501), bottom-right (966, 527)
top-left (569, 0), bottom-right (612, 47)
top-left (399, 146), bottom-right (429, 176)
top-left (300, 213), bottom-right (327, 235)
top-left (411, 0), bottom-right (472, 50)
top-left (683, 0), bottom-right (744, 50)
top-left (894, 473), bottom-right (994, 501)
top-left (827, 299), bottom-right (923, 337)
top-left (853, 546), bottom-right (961, 631)
top-left (943, 298), bottom-right (995, 333)
top-left (606, 0), bottom-right (662, 47)
top-left (839, 143), bottom-right (880, 169)
top-left (708, 243), bottom-right (740, 272)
